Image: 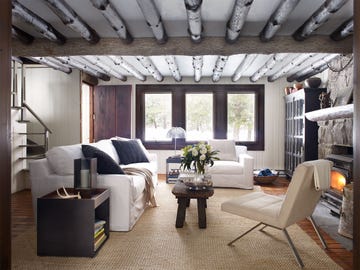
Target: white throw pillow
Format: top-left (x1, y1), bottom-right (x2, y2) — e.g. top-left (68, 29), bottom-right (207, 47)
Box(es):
top-left (208, 139), bottom-right (237, 161)
top-left (46, 144), bottom-right (83, 175)
top-left (93, 139), bottom-right (120, 164)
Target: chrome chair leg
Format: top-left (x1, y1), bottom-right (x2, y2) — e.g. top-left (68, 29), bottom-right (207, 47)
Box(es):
top-left (228, 222), bottom-right (263, 246)
top-left (309, 215), bottom-right (328, 249)
top-left (283, 228), bottom-right (304, 268)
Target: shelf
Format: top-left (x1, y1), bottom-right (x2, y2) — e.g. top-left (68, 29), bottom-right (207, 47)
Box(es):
top-left (305, 104), bottom-right (353, 122)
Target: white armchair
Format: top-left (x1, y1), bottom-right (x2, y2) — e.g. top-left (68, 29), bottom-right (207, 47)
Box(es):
top-left (207, 140), bottom-right (254, 189)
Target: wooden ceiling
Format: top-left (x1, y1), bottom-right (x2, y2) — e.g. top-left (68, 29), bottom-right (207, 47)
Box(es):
top-left (11, 0), bottom-right (353, 83)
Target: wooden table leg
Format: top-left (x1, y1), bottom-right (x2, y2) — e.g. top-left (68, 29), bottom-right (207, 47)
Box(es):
top-left (176, 198), bottom-right (187, 228)
top-left (186, 198), bottom-right (190, 207)
top-left (197, 198), bottom-right (207, 229)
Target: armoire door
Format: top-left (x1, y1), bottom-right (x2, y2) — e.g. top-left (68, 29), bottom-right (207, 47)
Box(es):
top-left (93, 85), bottom-right (131, 141)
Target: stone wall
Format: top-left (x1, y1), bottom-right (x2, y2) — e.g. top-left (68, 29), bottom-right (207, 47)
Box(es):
top-left (318, 54), bottom-right (354, 159)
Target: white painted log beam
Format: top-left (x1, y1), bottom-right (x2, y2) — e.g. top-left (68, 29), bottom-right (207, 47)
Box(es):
top-left (305, 104), bottom-right (353, 121)
top-left (12, 36), bottom-right (352, 57)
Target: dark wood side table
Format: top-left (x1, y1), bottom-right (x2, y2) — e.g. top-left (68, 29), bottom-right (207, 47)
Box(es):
top-left (37, 188), bottom-right (110, 257)
top-left (171, 181), bottom-right (214, 229)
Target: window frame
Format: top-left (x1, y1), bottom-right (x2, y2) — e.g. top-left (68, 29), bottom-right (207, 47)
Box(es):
top-left (136, 84), bottom-right (264, 151)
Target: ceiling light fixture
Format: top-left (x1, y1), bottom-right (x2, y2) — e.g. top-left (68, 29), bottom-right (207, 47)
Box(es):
top-left (30, 57), bottom-right (72, 74)
top-left (108, 56), bottom-right (146, 81)
top-left (260, 0), bottom-right (300, 42)
top-left (192, 56), bottom-right (203, 82)
top-left (184, 0), bottom-right (203, 43)
top-left (330, 18), bottom-right (353, 41)
top-left (83, 56), bottom-right (127, 81)
top-left (12, 0), bottom-right (66, 44)
top-left (225, 0), bottom-right (254, 43)
top-left (57, 56), bottom-right (110, 81)
top-left (231, 54), bottom-right (257, 82)
top-left (286, 54), bottom-right (339, 82)
top-left (136, 0), bottom-right (168, 44)
top-left (267, 53), bottom-right (315, 82)
top-left (293, 0), bottom-right (349, 41)
top-left (136, 56), bottom-right (163, 82)
top-left (44, 0), bottom-right (100, 44)
top-left (90, 0), bottom-right (133, 43)
top-left (250, 53), bottom-right (287, 82)
top-left (212, 56), bottom-right (229, 82)
top-left (165, 56), bottom-right (182, 82)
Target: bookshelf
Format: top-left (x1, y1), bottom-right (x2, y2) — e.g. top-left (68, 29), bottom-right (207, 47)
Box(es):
top-left (37, 188), bottom-right (110, 257)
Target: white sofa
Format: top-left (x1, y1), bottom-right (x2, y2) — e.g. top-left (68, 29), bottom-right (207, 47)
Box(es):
top-left (207, 140), bottom-right (254, 189)
top-left (29, 138), bottom-right (158, 232)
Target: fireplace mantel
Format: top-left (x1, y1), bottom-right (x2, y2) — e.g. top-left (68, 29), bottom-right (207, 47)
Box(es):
top-left (305, 104), bottom-right (353, 122)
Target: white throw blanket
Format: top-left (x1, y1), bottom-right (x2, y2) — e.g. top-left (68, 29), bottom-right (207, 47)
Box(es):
top-left (303, 159), bottom-right (332, 191)
top-left (123, 167), bottom-right (158, 207)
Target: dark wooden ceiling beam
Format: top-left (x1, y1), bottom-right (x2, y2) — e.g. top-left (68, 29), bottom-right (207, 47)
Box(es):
top-left (12, 36), bottom-right (352, 57)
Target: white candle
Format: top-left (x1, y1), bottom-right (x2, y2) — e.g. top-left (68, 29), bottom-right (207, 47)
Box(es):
top-left (80, 169), bottom-right (90, 188)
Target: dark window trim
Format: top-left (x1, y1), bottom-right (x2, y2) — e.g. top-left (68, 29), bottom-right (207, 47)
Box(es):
top-left (136, 84), bottom-right (264, 151)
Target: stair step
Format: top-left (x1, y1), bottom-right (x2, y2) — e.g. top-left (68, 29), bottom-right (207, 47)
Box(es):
top-left (18, 132), bottom-right (46, 135)
top-left (19, 154), bottom-right (46, 160)
top-left (17, 120), bottom-right (30, 123)
top-left (19, 144), bottom-right (46, 148)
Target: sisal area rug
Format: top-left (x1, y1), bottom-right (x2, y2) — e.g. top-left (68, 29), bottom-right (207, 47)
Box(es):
top-left (12, 182), bottom-right (341, 270)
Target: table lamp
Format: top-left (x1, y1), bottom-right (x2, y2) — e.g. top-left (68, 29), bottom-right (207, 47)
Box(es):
top-left (167, 127), bottom-right (186, 156)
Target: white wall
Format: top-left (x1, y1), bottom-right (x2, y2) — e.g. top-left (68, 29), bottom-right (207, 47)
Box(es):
top-left (100, 76), bottom-right (288, 173)
top-left (25, 66), bottom-right (81, 149)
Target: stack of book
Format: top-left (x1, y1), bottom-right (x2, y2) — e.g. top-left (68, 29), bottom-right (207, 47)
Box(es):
top-left (94, 219), bottom-right (107, 251)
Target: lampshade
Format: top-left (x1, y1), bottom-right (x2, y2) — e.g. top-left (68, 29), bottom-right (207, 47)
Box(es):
top-left (167, 127), bottom-right (186, 139)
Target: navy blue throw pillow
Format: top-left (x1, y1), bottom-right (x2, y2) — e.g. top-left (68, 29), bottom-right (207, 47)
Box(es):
top-left (111, 140), bottom-right (149, 165)
top-left (81, 144), bottom-right (124, 175)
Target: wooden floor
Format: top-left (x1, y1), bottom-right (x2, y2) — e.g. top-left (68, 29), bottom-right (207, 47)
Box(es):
top-left (11, 176), bottom-right (353, 269)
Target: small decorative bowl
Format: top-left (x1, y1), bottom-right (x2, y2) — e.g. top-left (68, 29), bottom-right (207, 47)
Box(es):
top-left (183, 178), bottom-right (213, 190)
top-left (305, 77), bottom-right (322, 88)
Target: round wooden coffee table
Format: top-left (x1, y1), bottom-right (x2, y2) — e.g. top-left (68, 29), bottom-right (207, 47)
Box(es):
top-left (171, 181), bottom-right (214, 229)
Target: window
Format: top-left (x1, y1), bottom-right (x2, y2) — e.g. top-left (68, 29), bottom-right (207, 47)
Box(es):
top-left (144, 93), bottom-right (172, 141)
top-left (186, 93), bottom-right (213, 141)
top-left (136, 85), bottom-right (264, 150)
top-left (227, 93), bottom-right (255, 141)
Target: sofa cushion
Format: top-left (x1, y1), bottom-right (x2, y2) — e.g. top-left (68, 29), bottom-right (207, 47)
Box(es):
top-left (92, 139), bottom-right (120, 164)
top-left (208, 139), bottom-right (237, 161)
top-left (46, 144), bottom-right (83, 175)
top-left (112, 140), bottom-right (149, 165)
top-left (208, 160), bottom-right (244, 174)
top-left (82, 144), bottom-right (124, 175)
top-left (111, 136), bottom-right (151, 160)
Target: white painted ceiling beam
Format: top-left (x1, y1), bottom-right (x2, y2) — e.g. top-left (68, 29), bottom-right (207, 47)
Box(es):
top-left (267, 53), bottom-right (316, 82)
top-left (136, 0), bottom-right (168, 44)
top-left (165, 56), bottom-right (182, 82)
top-left (260, 0), bottom-right (300, 42)
top-left (184, 0), bottom-right (203, 43)
top-left (287, 54), bottom-right (340, 82)
top-left (57, 56), bottom-right (110, 81)
top-left (192, 56), bottom-right (203, 82)
top-left (30, 57), bottom-right (72, 74)
top-left (250, 53), bottom-right (287, 82)
top-left (136, 56), bottom-right (163, 82)
top-left (231, 54), bottom-right (257, 82)
top-left (293, 0), bottom-right (349, 41)
top-left (83, 55), bottom-right (127, 81)
top-left (11, 25), bottom-right (34, 45)
top-left (43, 0), bottom-right (100, 44)
top-left (225, 0), bottom-right (254, 43)
top-left (90, 0), bottom-right (133, 43)
top-left (212, 56), bottom-right (228, 82)
top-left (330, 18), bottom-right (353, 41)
top-left (108, 55), bottom-right (146, 81)
top-left (12, 0), bottom-right (66, 44)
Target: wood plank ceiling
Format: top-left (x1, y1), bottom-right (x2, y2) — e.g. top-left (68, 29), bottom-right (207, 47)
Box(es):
top-left (11, 0), bottom-right (354, 83)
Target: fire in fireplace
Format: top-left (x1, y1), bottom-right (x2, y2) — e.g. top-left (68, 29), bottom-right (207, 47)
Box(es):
top-left (321, 153), bottom-right (353, 216)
